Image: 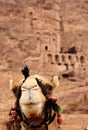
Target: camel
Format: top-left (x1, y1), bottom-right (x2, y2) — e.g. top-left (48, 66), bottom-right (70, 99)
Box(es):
top-left (7, 67), bottom-right (62, 130)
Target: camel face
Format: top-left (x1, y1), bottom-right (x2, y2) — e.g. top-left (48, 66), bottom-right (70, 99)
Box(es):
top-left (9, 66), bottom-right (60, 130)
top-left (10, 74), bottom-right (59, 124)
top-left (19, 76), bottom-right (46, 119)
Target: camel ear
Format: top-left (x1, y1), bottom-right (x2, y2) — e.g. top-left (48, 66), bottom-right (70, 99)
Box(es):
top-left (10, 80), bottom-right (18, 97)
top-left (10, 79), bottom-right (23, 97)
top-left (51, 76), bottom-right (59, 89)
top-left (10, 80), bottom-right (14, 90)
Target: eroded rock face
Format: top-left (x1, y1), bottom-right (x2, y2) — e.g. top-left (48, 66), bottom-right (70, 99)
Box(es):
top-left (0, 0), bottom-right (88, 115)
top-left (58, 79), bottom-right (88, 114)
top-left (60, 0), bottom-right (88, 53)
top-left (0, 0), bottom-right (60, 73)
top-left (0, 0), bottom-right (88, 75)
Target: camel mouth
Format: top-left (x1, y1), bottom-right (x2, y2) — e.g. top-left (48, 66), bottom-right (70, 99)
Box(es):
top-left (22, 101), bottom-right (43, 106)
top-left (29, 102), bottom-right (41, 105)
top-left (20, 101), bottom-right (44, 119)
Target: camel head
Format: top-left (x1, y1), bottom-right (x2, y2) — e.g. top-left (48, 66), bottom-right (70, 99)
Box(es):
top-left (10, 67), bottom-right (60, 127)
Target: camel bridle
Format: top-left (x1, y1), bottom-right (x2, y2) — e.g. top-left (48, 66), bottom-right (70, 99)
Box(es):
top-left (7, 66), bottom-right (62, 130)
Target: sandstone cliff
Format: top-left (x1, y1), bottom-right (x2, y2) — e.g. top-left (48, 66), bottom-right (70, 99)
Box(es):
top-left (0, 0), bottom-right (88, 114)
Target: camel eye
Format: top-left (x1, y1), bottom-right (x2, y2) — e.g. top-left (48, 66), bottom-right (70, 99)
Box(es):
top-left (32, 86), bottom-right (38, 90)
top-left (21, 87), bottom-right (26, 92)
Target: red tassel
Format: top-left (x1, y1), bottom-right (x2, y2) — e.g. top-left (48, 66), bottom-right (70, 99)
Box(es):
top-left (57, 112), bottom-right (63, 125)
top-left (48, 95), bottom-right (57, 103)
top-left (57, 117), bottom-right (62, 125)
top-left (57, 113), bottom-right (61, 117)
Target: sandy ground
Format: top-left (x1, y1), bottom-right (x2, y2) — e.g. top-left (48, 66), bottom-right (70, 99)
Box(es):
top-left (0, 74), bottom-right (88, 130)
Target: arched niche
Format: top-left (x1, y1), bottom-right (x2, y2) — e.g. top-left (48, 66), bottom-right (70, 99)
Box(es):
top-left (68, 55), bottom-right (72, 60)
top-left (45, 46), bottom-right (48, 51)
top-left (55, 55), bottom-right (59, 64)
top-left (64, 63), bottom-right (69, 70)
top-left (62, 55), bottom-right (65, 62)
top-left (80, 56), bottom-right (85, 63)
top-left (47, 54), bottom-right (53, 63)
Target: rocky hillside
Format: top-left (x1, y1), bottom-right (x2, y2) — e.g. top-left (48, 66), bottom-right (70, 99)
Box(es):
top-left (0, 0), bottom-right (88, 114)
top-left (58, 78), bottom-right (88, 114)
top-left (60, 0), bottom-right (88, 55)
top-left (0, 0), bottom-right (88, 71)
